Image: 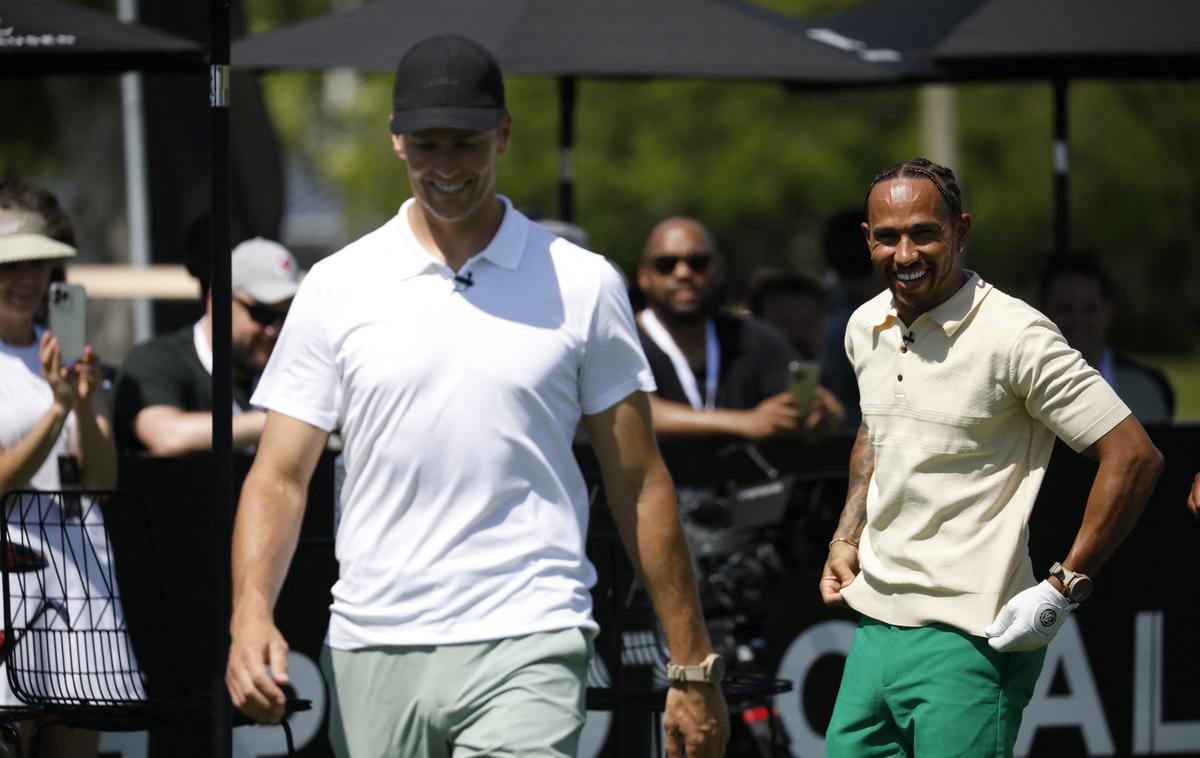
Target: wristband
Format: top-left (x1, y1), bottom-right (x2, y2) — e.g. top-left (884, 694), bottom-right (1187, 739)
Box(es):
top-left (829, 536), bottom-right (859, 550)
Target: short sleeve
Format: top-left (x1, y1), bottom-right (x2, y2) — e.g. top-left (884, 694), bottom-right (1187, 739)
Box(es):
top-left (578, 261), bottom-right (656, 415)
top-left (250, 272), bottom-right (340, 431)
top-left (1009, 320), bottom-right (1130, 452)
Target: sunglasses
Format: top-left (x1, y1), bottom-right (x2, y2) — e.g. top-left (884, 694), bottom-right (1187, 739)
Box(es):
top-left (237, 299), bottom-right (288, 328)
top-left (648, 252), bottom-right (714, 276)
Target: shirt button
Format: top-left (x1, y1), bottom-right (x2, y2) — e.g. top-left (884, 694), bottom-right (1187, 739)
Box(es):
top-left (900, 345), bottom-right (908, 353)
top-left (897, 374), bottom-right (903, 382)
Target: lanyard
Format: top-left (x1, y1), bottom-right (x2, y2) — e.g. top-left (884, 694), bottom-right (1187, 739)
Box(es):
top-left (639, 309), bottom-right (719, 410)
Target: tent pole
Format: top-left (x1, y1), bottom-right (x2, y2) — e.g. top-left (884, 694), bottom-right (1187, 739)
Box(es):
top-left (117, 0), bottom-right (154, 344)
top-left (210, 0), bottom-right (234, 756)
top-left (1053, 77), bottom-right (1069, 257)
top-left (557, 76), bottom-right (577, 222)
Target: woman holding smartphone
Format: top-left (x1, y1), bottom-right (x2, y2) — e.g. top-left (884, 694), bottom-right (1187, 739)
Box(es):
top-left (0, 179), bottom-right (115, 758)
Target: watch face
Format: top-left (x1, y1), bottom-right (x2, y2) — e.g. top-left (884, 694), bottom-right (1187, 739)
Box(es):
top-left (1070, 576), bottom-right (1093, 603)
top-left (710, 654), bottom-right (726, 683)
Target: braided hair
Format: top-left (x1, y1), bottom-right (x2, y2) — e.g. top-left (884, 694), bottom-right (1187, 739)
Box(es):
top-left (863, 158), bottom-right (963, 222)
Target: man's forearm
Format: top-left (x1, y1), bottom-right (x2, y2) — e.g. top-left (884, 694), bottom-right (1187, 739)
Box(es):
top-left (832, 422), bottom-right (873, 542)
top-left (647, 395), bottom-right (752, 438)
top-left (619, 463), bottom-right (712, 663)
top-left (1064, 418), bottom-right (1162, 576)
top-left (231, 471), bottom-right (308, 622)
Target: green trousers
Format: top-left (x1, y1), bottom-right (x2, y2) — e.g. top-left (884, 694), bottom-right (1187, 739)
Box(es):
top-left (320, 628), bottom-right (591, 758)
top-left (826, 617), bottom-right (1046, 758)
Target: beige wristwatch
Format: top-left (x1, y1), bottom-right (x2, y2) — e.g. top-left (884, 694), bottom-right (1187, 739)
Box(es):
top-left (666, 653), bottom-right (725, 685)
top-left (1049, 561), bottom-right (1093, 603)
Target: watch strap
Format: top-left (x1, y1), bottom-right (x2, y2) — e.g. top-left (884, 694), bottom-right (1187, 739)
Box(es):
top-left (665, 653), bottom-right (722, 684)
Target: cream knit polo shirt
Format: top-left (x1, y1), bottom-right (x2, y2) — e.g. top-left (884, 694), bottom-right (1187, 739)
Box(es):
top-left (840, 272), bottom-right (1129, 636)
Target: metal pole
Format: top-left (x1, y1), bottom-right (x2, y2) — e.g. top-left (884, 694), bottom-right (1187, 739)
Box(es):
top-left (1053, 77), bottom-right (1069, 257)
top-left (210, 0), bottom-right (233, 755)
top-left (557, 76), bottom-right (577, 222)
top-left (116, 0), bottom-right (154, 343)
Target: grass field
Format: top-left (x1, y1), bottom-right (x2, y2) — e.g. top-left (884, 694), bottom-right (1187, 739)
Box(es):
top-left (1137, 353), bottom-right (1200, 422)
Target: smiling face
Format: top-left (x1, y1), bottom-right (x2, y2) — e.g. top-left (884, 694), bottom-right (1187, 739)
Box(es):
top-left (0, 259), bottom-right (52, 339)
top-left (863, 176), bottom-right (971, 325)
top-left (391, 115), bottom-right (511, 230)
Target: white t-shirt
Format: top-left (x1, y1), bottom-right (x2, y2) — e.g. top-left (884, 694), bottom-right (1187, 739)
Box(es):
top-left (252, 197), bottom-right (656, 648)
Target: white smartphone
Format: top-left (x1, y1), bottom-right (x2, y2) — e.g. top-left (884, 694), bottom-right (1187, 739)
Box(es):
top-left (787, 359), bottom-right (821, 413)
top-left (48, 282), bottom-right (87, 365)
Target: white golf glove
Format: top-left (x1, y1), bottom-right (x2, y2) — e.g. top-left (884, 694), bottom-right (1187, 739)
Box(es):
top-left (985, 580), bottom-right (1076, 653)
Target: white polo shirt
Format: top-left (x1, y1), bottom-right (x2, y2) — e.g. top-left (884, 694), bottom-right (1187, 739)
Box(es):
top-left (252, 197), bottom-right (655, 648)
top-left (840, 272), bottom-right (1129, 635)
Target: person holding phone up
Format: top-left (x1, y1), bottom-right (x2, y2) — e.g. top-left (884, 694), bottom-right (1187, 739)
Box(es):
top-left (635, 216), bottom-right (844, 440)
top-left (0, 178), bottom-right (116, 757)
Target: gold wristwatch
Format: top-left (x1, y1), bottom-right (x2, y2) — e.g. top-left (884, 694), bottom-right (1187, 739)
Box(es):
top-left (666, 653), bottom-right (725, 685)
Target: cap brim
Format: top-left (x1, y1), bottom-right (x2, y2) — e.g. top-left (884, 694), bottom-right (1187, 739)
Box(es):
top-left (237, 280), bottom-right (299, 305)
top-left (391, 106), bottom-right (505, 134)
top-left (0, 234), bottom-right (77, 265)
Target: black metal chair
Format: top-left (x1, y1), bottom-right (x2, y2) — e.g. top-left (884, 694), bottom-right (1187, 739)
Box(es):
top-left (0, 489), bottom-right (309, 754)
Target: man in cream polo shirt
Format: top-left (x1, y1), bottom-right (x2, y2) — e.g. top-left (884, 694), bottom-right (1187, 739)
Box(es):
top-left (819, 158), bottom-right (1162, 757)
top-left (225, 35), bottom-right (728, 758)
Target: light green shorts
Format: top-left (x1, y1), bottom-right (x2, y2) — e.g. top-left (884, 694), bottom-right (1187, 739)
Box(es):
top-left (826, 617), bottom-right (1046, 758)
top-left (320, 627), bottom-right (591, 758)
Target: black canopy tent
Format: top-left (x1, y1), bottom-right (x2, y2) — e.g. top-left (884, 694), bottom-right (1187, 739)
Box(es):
top-left (1, 2), bottom-right (230, 755)
top-left (0, 0), bottom-right (203, 74)
top-left (803, 0), bottom-right (1200, 254)
top-left (231, 0), bottom-right (895, 221)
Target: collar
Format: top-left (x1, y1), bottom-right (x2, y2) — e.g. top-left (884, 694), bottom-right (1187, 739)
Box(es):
top-left (391, 195), bottom-right (526, 280)
top-left (869, 271), bottom-right (990, 338)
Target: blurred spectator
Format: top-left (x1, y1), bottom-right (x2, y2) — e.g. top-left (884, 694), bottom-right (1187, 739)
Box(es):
top-left (635, 216), bottom-right (842, 439)
top-left (819, 209), bottom-right (883, 430)
top-left (113, 238), bottom-right (300, 455)
top-left (747, 269), bottom-right (825, 360)
top-left (1038, 253), bottom-right (1174, 424)
top-left (0, 178), bottom-right (116, 757)
top-left (1188, 473), bottom-right (1200, 521)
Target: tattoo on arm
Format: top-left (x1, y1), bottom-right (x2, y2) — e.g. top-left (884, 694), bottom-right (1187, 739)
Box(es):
top-left (835, 423), bottom-right (873, 541)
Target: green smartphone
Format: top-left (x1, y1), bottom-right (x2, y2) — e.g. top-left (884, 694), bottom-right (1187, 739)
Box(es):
top-left (48, 282), bottom-right (87, 364)
top-left (787, 359), bottom-right (820, 413)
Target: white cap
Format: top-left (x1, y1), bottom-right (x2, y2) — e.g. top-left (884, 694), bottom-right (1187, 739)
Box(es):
top-left (230, 237), bottom-right (300, 305)
top-left (0, 208), bottom-right (77, 265)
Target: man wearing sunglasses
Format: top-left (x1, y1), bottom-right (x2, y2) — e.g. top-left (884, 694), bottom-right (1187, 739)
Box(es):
top-left (113, 237), bottom-right (299, 455)
top-left (636, 216), bottom-right (841, 440)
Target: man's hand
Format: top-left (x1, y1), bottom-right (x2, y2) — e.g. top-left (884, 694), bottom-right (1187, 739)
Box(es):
top-left (799, 385), bottom-right (847, 438)
top-left (739, 393), bottom-right (802, 439)
top-left (1187, 472), bottom-right (1200, 521)
top-left (819, 541), bottom-right (860, 606)
top-left (226, 610), bottom-right (291, 724)
top-left (663, 682), bottom-right (729, 758)
top-left (985, 580), bottom-right (1075, 652)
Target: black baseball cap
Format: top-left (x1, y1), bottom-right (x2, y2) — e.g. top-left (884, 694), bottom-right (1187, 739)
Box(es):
top-left (391, 35), bottom-right (506, 135)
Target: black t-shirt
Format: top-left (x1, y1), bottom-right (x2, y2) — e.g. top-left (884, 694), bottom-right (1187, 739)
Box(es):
top-left (638, 312), bottom-right (795, 410)
top-left (112, 326), bottom-right (252, 452)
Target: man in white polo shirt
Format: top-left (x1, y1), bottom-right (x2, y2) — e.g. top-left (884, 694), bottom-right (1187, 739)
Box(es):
top-left (225, 35), bottom-right (728, 757)
top-left (819, 158), bottom-right (1162, 757)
